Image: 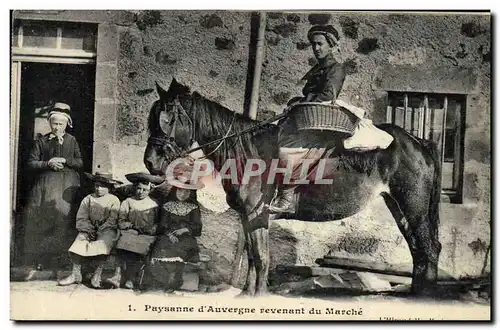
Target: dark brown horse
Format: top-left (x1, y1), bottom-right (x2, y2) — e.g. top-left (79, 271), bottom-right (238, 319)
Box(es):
top-left (144, 78), bottom-right (442, 296)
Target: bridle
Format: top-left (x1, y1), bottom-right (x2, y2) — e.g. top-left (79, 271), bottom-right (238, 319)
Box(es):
top-left (147, 95), bottom-right (237, 161)
top-left (147, 94), bottom-right (285, 161)
top-left (147, 97), bottom-right (194, 159)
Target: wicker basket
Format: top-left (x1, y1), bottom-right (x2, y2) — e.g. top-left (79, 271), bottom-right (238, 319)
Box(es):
top-left (116, 231), bottom-right (156, 255)
top-left (288, 102), bottom-right (359, 135)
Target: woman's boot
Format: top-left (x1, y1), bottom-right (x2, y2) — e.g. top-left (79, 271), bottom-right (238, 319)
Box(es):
top-left (57, 263), bottom-right (82, 286)
top-left (267, 147), bottom-right (306, 213)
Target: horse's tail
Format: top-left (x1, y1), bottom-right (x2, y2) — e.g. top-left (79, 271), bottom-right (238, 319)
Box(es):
top-left (422, 139), bottom-right (442, 245)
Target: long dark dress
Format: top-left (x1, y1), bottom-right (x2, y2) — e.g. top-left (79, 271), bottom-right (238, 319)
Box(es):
top-left (144, 200), bottom-right (202, 289)
top-left (152, 201), bottom-right (202, 262)
top-left (22, 132), bottom-right (83, 268)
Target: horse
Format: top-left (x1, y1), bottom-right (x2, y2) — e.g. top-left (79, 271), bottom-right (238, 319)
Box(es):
top-left (144, 77), bottom-right (443, 296)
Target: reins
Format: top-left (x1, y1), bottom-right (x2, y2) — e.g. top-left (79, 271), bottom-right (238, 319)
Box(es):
top-left (180, 111), bottom-right (286, 158)
top-left (150, 96), bottom-right (287, 160)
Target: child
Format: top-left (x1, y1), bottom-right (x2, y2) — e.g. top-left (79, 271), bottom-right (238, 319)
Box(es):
top-left (105, 172), bottom-right (163, 289)
top-left (146, 175), bottom-right (203, 292)
top-left (58, 172), bottom-right (122, 288)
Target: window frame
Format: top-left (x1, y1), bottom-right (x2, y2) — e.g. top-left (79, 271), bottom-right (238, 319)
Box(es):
top-left (11, 19), bottom-right (97, 64)
top-left (386, 91), bottom-right (466, 204)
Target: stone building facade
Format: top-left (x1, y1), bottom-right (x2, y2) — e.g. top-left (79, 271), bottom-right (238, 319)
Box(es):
top-left (11, 10), bottom-right (490, 281)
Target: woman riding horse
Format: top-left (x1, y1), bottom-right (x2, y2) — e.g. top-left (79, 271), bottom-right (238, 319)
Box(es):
top-left (268, 24), bottom-right (348, 213)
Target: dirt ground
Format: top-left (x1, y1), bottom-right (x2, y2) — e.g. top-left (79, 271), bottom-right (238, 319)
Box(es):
top-left (10, 281), bottom-right (490, 321)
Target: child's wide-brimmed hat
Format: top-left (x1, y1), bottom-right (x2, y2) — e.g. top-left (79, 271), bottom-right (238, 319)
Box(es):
top-left (48, 102), bottom-right (73, 128)
top-left (169, 174), bottom-right (205, 190)
top-left (165, 157), bottom-right (205, 190)
top-left (125, 172), bottom-right (165, 185)
top-left (84, 171), bottom-right (123, 185)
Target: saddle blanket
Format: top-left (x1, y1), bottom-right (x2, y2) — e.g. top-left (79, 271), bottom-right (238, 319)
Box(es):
top-left (319, 99), bottom-right (394, 151)
top-left (343, 118), bottom-right (394, 151)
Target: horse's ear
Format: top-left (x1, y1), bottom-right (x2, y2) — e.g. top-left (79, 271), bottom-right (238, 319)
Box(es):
top-left (156, 81), bottom-right (168, 98)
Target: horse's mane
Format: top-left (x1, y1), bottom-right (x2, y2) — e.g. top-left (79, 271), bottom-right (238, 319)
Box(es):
top-left (188, 92), bottom-right (268, 171)
top-left (147, 99), bottom-right (162, 134)
top-left (149, 82), bottom-right (277, 178)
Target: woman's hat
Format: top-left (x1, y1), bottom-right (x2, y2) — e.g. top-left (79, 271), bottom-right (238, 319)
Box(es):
top-left (307, 25), bottom-right (340, 46)
top-left (125, 172), bottom-right (165, 185)
top-left (84, 171), bottom-right (123, 185)
top-left (48, 102), bottom-right (73, 128)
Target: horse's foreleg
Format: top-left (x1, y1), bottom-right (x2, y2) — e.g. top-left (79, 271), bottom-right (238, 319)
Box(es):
top-left (249, 227), bottom-right (269, 296)
top-left (239, 219), bottom-right (256, 296)
top-left (238, 180), bottom-right (270, 296)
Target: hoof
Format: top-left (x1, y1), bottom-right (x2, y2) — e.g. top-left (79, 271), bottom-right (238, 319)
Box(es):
top-left (411, 284), bottom-right (438, 298)
top-left (236, 289), bottom-right (253, 298)
top-left (254, 290), bottom-right (270, 297)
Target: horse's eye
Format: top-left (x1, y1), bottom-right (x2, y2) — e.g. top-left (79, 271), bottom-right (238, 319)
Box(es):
top-left (169, 137), bottom-right (175, 142)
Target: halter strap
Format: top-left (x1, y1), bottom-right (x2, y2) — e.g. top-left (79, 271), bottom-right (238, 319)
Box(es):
top-left (149, 96), bottom-right (286, 159)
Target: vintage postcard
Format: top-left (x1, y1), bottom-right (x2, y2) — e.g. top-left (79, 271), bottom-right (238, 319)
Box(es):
top-left (9, 9), bottom-right (491, 321)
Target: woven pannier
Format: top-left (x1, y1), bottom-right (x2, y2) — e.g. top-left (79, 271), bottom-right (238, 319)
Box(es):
top-left (288, 102), bottom-right (359, 135)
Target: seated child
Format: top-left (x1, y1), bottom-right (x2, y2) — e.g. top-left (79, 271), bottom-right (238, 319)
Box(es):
top-left (58, 172), bottom-right (122, 288)
top-left (145, 175), bottom-right (203, 293)
top-left (105, 172), bottom-right (163, 290)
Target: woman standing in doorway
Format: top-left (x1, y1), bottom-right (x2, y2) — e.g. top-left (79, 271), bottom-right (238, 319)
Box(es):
top-left (22, 102), bottom-right (83, 272)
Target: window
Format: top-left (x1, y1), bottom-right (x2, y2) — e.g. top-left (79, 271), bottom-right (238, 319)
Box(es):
top-left (386, 92), bottom-right (465, 203)
top-left (12, 19), bottom-right (97, 63)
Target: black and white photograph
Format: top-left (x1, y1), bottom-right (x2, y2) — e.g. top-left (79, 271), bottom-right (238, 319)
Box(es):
top-left (8, 9), bottom-right (491, 321)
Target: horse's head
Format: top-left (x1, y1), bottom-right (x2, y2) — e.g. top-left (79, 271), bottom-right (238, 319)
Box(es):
top-left (144, 77), bottom-right (196, 175)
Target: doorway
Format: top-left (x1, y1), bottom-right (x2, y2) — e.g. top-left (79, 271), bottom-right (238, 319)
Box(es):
top-left (13, 62), bottom-right (96, 264)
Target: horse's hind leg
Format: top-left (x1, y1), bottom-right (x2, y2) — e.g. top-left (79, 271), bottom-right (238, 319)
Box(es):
top-left (382, 191), bottom-right (441, 295)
